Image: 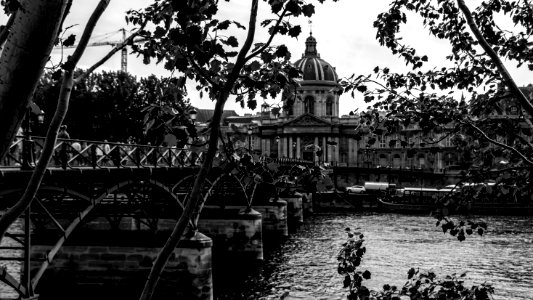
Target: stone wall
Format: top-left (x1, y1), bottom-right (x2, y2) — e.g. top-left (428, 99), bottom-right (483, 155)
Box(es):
top-left (32, 232), bottom-right (213, 300)
top-left (252, 200), bottom-right (288, 239)
top-left (197, 207), bottom-right (263, 261)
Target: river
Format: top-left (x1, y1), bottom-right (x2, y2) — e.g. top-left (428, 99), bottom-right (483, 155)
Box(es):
top-left (215, 213), bottom-right (533, 300)
top-left (1, 213), bottom-right (532, 299)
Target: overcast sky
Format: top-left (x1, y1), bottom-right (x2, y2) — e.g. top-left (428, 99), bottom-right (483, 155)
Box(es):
top-left (5, 1), bottom-right (532, 116)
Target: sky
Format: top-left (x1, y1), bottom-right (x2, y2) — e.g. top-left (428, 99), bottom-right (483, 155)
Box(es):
top-left (4, 0), bottom-right (532, 116)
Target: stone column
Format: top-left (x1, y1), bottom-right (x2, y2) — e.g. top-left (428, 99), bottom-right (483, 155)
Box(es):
top-left (335, 136), bottom-right (340, 164)
top-left (281, 137), bottom-right (287, 158)
top-left (323, 137), bottom-right (328, 163)
top-left (278, 137), bottom-right (282, 157)
top-left (296, 136), bottom-right (301, 159)
top-left (265, 139), bottom-right (270, 156)
top-left (348, 138), bottom-right (354, 166)
top-left (288, 136), bottom-right (293, 158)
top-left (314, 136), bottom-right (319, 163)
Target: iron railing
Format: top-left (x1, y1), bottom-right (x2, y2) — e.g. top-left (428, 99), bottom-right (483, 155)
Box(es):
top-left (1, 136), bottom-right (211, 170)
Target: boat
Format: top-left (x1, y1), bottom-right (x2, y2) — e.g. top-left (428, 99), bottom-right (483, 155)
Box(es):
top-left (377, 198), bottom-right (434, 214)
top-left (377, 186), bottom-right (533, 215)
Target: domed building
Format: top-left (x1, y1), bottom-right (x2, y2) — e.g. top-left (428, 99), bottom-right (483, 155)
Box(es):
top-left (219, 33), bottom-right (467, 186)
top-left (251, 33), bottom-right (360, 164)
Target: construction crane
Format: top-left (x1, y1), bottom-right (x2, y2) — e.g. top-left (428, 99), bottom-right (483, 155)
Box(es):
top-left (53, 29), bottom-right (145, 73)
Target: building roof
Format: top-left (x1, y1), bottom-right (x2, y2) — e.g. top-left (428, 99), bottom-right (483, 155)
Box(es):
top-left (196, 109), bottom-right (239, 123)
top-left (225, 116), bottom-right (256, 124)
top-left (293, 34), bottom-right (338, 82)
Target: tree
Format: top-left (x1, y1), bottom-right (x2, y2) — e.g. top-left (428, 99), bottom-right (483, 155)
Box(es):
top-left (33, 71), bottom-right (192, 143)
top-left (341, 0), bottom-right (533, 238)
top-left (126, 0), bottom-right (335, 298)
top-left (0, 0), bottom-right (146, 249)
top-left (0, 0), bottom-right (69, 161)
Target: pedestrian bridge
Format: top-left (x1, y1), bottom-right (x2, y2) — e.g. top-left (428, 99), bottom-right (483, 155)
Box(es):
top-left (0, 136), bottom-right (313, 299)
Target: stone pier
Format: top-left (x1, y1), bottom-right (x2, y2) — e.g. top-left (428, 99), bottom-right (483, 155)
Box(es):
top-left (32, 231), bottom-right (213, 300)
top-left (198, 207), bottom-right (263, 261)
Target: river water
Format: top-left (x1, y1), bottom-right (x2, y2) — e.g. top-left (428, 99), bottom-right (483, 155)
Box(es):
top-left (215, 213), bottom-right (533, 300)
top-left (1, 213), bottom-right (532, 299)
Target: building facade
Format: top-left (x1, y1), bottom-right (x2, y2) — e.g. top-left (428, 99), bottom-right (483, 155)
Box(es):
top-left (222, 34), bottom-right (460, 172)
top-left (207, 35), bottom-right (533, 173)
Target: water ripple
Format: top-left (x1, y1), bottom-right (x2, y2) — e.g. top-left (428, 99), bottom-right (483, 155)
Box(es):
top-left (216, 213), bottom-right (533, 300)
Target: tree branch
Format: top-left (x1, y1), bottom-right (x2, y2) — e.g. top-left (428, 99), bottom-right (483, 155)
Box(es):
top-left (69, 0), bottom-right (110, 68)
top-left (0, 11), bottom-right (17, 47)
top-left (179, 48), bottom-right (219, 88)
top-left (74, 21), bottom-right (147, 84)
top-left (463, 119), bottom-right (533, 165)
top-left (139, 1), bottom-right (260, 299)
top-left (244, 7), bottom-right (287, 62)
top-left (457, 0), bottom-right (533, 116)
top-left (0, 0), bottom-right (110, 249)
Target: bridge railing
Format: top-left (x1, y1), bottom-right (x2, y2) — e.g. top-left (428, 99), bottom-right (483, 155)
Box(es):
top-left (1, 136), bottom-right (212, 170)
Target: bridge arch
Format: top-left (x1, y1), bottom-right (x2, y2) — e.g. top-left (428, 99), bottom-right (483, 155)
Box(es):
top-left (0, 179), bottom-right (182, 296)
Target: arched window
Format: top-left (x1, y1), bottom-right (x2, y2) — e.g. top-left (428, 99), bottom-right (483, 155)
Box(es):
top-left (379, 154), bottom-right (387, 167)
top-left (304, 96), bottom-right (315, 114)
top-left (326, 96), bottom-right (333, 116)
top-left (393, 154), bottom-right (401, 168)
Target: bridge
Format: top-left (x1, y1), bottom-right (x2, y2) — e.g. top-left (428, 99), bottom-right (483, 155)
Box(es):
top-left (0, 136), bottom-right (313, 299)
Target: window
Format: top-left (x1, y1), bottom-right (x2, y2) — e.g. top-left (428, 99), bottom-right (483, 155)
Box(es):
top-left (418, 155), bottom-right (425, 168)
top-left (444, 135), bottom-right (453, 147)
top-left (379, 154), bottom-right (387, 167)
top-left (393, 154), bottom-right (401, 168)
top-left (378, 135), bottom-right (386, 148)
top-left (326, 96), bottom-right (333, 116)
top-left (304, 96), bottom-right (315, 114)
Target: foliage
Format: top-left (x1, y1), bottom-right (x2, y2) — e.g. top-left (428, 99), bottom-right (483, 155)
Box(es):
top-left (337, 228), bottom-right (494, 300)
top-left (340, 0), bottom-right (533, 239)
top-left (125, 0), bottom-right (314, 110)
top-left (126, 1), bottom-right (341, 298)
top-left (213, 140), bottom-right (324, 205)
top-left (33, 70), bottom-right (191, 144)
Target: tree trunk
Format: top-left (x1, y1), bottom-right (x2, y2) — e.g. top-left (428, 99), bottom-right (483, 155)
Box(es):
top-left (456, 0), bottom-right (533, 116)
top-left (0, 0), bottom-right (111, 242)
top-left (0, 0), bottom-right (69, 161)
top-left (139, 1), bottom-right (259, 298)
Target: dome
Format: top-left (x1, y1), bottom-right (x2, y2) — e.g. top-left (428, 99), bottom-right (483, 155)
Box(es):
top-left (293, 34), bottom-right (338, 82)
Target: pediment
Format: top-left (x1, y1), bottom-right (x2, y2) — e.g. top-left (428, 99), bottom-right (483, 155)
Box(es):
top-left (283, 113), bottom-right (332, 127)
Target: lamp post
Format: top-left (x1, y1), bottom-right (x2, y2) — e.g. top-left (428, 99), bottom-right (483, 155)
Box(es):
top-left (292, 141), bottom-right (296, 159)
top-left (189, 109), bottom-right (197, 125)
top-left (21, 105), bottom-right (45, 170)
top-left (247, 127), bottom-right (253, 151)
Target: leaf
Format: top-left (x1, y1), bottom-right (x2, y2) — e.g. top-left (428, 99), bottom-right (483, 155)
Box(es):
top-left (302, 4), bottom-right (315, 17)
top-left (232, 21), bottom-right (245, 30)
top-left (407, 268), bottom-right (416, 279)
top-left (288, 25), bottom-right (302, 38)
top-left (275, 45), bottom-right (289, 58)
top-left (286, 1), bottom-right (302, 16)
top-left (356, 85), bottom-right (367, 92)
top-left (343, 275), bottom-right (351, 288)
top-left (63, 34), bottom-right (76, 47)
top-left (362, 270), bottom-right (371, 280)
top-left (216, 20), bottom-right (231, 30)
top-left (225, 36), bottom-right (239, 47)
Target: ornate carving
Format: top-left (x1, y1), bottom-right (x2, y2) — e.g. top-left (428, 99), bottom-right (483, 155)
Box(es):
top-left (285, 114), bottom-right (331, 127)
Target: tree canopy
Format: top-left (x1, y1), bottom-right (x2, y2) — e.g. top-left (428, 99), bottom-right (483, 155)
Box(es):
top-left (33, 70), bottom-right (191, 144)
top-left (340, 0), bottom-right (533, 235)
